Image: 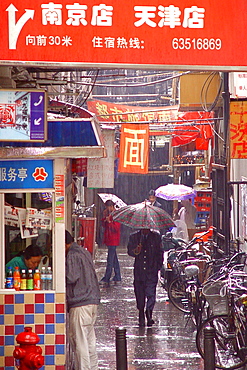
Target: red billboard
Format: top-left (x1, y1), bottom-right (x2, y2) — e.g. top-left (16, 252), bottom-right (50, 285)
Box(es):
top-left (87, 99), bottom-right (213, 148)
top-left (0, 1), bottom-right (247, 69)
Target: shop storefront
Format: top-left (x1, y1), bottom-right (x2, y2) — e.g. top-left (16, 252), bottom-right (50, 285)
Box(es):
top-left (0, 119), bottom-right (105, 370)
top-left (0, 158), bottom-right (66, 369)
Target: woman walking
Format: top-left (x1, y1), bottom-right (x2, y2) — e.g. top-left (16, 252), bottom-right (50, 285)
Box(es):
top-left (100, 200), bottom-right (121, 285)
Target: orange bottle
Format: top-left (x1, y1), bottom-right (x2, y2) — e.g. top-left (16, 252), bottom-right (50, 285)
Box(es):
top-left (34, 269), bottom-right (41, 290)
top-left (13, 266), bottom-right (21, 291)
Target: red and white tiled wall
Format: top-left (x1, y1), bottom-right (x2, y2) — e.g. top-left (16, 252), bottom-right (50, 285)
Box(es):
top-left (0, 291), bottom-right (66, 370)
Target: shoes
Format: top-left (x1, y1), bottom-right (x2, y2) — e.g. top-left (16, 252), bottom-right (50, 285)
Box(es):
top-left (139, 309), bottom-right (145, 327)
top-left (99, 280), bottom-right (110, 286)
top-left (145, 309), bottom-right (155, 327)
top-left (111, 279), bottom-right (122, 285)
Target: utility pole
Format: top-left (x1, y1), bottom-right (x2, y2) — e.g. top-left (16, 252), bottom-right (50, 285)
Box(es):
top-left (222, 72), bottom-right (230, 255)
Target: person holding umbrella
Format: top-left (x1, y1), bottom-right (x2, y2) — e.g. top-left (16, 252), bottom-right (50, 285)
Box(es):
top-left (148, 189), bottom-right (162, 208)
top-left (112, 201), bottom-right (173, 325)
top-left (127, 228), bottom-right (163, 327)
top-left (99, 200), bottom-right (121, 285)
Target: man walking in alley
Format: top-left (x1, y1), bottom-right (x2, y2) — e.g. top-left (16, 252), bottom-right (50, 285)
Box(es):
top-left (127, 228), bottom-right (163, 327)
top-left (65, 230), bottom-right (100, 370)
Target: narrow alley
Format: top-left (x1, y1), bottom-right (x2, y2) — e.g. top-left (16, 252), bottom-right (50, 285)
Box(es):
top-left (94, 247), bottom-right (204, 370)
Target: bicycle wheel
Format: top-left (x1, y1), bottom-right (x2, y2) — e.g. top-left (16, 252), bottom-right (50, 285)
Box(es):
top-left (192, 288), bottom-right (208, 328)
top-left (183, 284), bottom-right (209, 327)
top-left (196, 314), bottom-right (247, 369)
top-left (168, 277), bottom-right (190, 313)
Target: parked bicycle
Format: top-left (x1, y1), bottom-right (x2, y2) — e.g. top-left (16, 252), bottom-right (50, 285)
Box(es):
top-left (164, 235), bottom-right (212, 313)
top-left (167, 252), bottom-right (211, 326)
top-left (165, 241), bottom-right (247, 331)
top-left (196, 269), bottom-right (247, 369)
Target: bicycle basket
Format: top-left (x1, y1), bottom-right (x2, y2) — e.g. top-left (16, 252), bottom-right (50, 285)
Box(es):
top-left (202, 281), bottom-right (228, 315)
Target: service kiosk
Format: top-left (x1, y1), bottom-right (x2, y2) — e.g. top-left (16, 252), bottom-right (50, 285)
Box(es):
top-left (0, 158), bottom-right (67, 370)
top-left (0, 106), bottom-right (105, 369)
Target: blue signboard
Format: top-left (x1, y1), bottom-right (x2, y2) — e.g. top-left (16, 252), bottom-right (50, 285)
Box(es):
top-left (0, 89), bottom-right (47, 142)
top-left (0, 160), bottom-right (53, 189)
top-left (30, 92), bottom-right (46, 141)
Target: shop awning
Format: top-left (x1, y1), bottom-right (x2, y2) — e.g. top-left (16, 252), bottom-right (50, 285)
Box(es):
top-left (0, 118), bottom-right (106, 159)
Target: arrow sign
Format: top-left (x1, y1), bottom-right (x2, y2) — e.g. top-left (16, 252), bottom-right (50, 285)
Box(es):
top-left (6, 4), bottom-right (34, 50)
top-left (34, 118), bottom-right (42, 126)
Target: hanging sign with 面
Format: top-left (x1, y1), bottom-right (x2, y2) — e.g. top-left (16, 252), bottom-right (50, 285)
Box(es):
top-left (119, 123), bottom-right (149, 174)
top-left (1, 1), bottom-right (247, 70)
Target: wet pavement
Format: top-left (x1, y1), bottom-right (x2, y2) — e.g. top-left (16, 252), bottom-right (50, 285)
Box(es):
top-left (94, 247), bottom-right (204, 370)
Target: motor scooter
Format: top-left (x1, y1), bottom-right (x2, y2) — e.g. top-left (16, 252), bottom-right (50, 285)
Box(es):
top-left (159, 232), bottom-right (187, 291)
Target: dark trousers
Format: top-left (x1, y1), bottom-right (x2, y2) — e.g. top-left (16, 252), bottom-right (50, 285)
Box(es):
top-left (134, 279), bottom-right (157, 311)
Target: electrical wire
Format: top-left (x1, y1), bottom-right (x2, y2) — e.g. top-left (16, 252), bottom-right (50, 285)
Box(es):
top-left (99, 117), bottom-right (220, 127)
top-left (75, 69), bottom-right (99, 106)
top-left (208, 121), bottom-right (224, 142)
top-left (200, 72), bottom-right (223, 112)
top-left (73, 71), bottom-right (191, 88)
top-left (200, 75), bottom-right (225, 141)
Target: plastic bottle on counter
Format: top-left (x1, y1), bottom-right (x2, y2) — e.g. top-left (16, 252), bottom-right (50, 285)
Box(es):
top-left (13, 266), bottom-right (21, 291)
top-left (6, 267), bottom-right (14, 289)
top-left (26, 269), bottom-right (34, 290)
top-left (20, 269), bottom-right (27, 291)
top-left (46, 267), bottom-right (53, 290)
top-left (34, 269), bottom-right (41, 290)
top-left (41, 266), bottom-right (47, 290)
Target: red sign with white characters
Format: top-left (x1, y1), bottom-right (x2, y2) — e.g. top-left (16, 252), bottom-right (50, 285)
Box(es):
top-left (119, 123), bottom-right (149, 174)
top-left (0, 1), bottom-right (247, 70)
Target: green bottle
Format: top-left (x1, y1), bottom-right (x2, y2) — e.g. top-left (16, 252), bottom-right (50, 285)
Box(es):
top-left (26, 269), bottom-right (33, 290)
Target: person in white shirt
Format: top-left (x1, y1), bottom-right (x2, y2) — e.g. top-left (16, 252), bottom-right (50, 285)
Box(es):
top-left (178, 199), bottom-right (197, 240)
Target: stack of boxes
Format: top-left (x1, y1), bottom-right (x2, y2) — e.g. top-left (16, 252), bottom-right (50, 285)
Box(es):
top-left (194, 189), bottom-right (212, 229)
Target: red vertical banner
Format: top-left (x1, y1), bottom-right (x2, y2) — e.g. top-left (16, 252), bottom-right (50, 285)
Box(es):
top-left (55, 174), bottom-right (65, 223)
top-left (118, 123), bottom-right (149, 174)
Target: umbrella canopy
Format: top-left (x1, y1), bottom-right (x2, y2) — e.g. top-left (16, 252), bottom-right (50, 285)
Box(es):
top-left (112, 202), bottom-right (175, 229)
top-left (155, 184), bottom-right (197, 201)
top-left (98, 193), bottom-right (127, 209)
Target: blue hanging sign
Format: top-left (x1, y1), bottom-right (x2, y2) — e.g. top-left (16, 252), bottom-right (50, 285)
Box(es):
top-left (0, 160), bottom-right (53, 189)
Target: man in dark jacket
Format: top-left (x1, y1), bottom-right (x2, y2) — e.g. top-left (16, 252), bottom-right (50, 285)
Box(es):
top-left (127, 229), bottom-right (163, 327)
top-left (148, 189), bottom-right (162, 208)
top-left (65, 230), bottom-right (100, 370)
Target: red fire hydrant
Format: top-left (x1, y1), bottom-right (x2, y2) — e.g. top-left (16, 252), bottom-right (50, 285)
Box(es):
top-left (13, 326), bottom-right (44, 370)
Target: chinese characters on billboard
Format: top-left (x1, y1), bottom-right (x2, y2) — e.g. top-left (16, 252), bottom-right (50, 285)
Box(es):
top-left (0, 1), bottom-right (247, 69)
top-left (0, 160), bottom-right (53, 189)
top-left (87, 99), bottom-right (178, 124)
top-left (119, 123), bottom-right (149, 174)
top-left (87, 99), bottom-right (213, 148)
top-left (230, 101), bottom-right (247, 159)
top-left (87, 129), bottom-right (115, 187)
